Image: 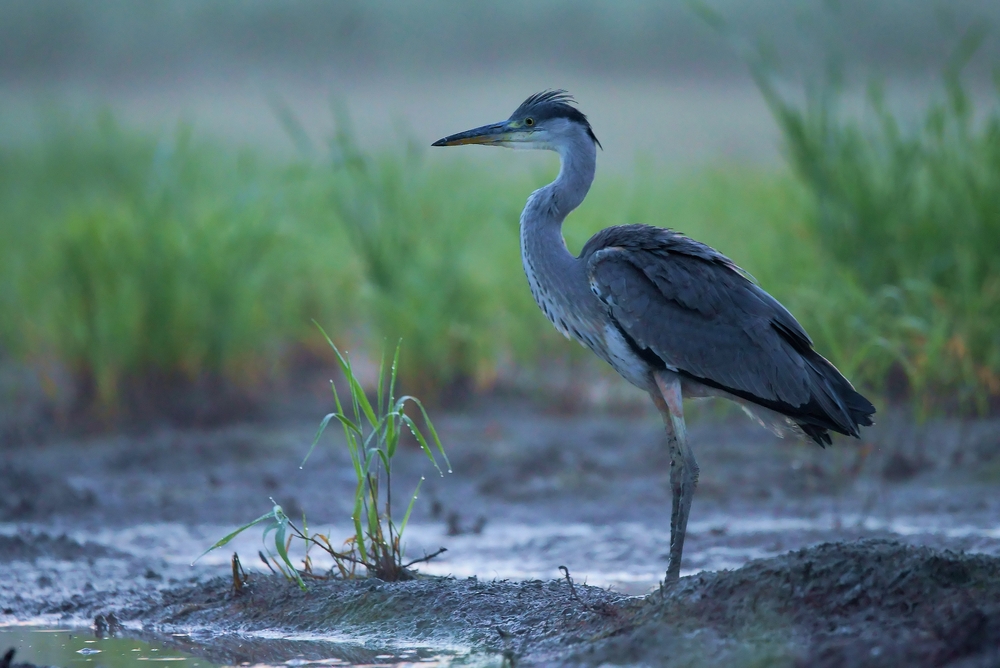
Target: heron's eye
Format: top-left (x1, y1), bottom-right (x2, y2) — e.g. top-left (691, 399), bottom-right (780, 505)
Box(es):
top-left (525, 118), bottom-right (534, 126)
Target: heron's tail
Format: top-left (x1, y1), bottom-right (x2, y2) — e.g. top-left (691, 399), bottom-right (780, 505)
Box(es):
top-left (798, 351), bottom-right (876, 446)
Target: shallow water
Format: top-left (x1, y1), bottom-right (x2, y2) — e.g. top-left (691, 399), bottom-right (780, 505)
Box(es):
top-left (0, 626), bottom-right (483, 667)
top-left (6, 500), bottom-right (1000, 599)
top-left (0, 626), bottom-right (215, 667)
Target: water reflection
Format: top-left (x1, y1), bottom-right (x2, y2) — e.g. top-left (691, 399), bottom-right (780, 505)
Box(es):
top-left (0, 627), bottom-right (482, 667)
top-left (0, 627), bottom-right (216, 667)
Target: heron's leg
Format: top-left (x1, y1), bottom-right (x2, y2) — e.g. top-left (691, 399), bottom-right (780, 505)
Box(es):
top-left (653, 372), bottom-right (699, 584)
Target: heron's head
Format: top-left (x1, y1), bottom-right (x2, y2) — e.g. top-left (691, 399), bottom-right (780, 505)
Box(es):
top-left (432, 90), bottom-right (601, 152)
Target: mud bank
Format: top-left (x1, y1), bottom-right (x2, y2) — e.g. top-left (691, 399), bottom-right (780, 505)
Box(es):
top-left (5, 532), bottom-right (998, 666)
top-left (3, 407), bottom-right (1000, 665)
top-left (582, 540), bottom-right (1000, 667)
top-left (133, 540), bottom-right (1000, 666)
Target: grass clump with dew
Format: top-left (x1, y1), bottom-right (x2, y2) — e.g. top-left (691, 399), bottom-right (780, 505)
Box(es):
top-left (200, 337), bottom-right (449, 586)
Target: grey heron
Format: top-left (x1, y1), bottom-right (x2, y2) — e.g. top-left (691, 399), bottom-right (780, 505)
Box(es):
top-left (432, 91), bottom-right (875, 583)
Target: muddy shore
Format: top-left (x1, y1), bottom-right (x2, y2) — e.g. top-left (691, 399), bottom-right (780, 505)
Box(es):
top-left (2, 400), bottom-right (1000, 665)
top-left (3, 533), bottom-right (1000, 666)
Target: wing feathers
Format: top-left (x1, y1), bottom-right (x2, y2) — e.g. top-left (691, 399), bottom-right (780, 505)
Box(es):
top-left (585, 225), bottom-right (875, 443)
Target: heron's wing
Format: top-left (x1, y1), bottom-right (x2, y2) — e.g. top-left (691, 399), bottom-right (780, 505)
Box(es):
top-left (584, 225), bottom-right (870, 436)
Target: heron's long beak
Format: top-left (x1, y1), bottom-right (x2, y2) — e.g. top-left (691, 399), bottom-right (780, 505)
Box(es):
top-left (432, 121), bottom-right (531, 147)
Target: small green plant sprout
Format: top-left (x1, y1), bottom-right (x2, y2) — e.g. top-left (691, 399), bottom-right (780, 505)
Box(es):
top-left (197, 334), bottom-right (450, 587)
top-left (196, 501), bottom-right (310, 589)
top-left (307, 331), bottom-right (451, 580)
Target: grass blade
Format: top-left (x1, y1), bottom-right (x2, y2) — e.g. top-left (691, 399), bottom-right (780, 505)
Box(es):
top-left (193, 509), bottom-right (277, 564)
top-left (388, 340), bottom-right (401, 406)
top-left (376, 345), bottom-right (386, 417)
top-left (272, 515), bottom-right (306, 589)
top-left (302, 412), bottom-right (336, 467)
top-left (399, 476), bottom-right (424, 537)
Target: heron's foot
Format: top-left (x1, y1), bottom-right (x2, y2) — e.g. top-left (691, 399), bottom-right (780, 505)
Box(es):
top-left (661, 558), bottom-right (681, 589)
top-left (659, 567), bottom-right (681, 597)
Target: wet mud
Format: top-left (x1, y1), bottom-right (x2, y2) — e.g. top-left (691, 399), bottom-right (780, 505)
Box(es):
top-left (128, 540), bottom-right (1000, 666)
top-left (2, 400), bottom-right (1000, 666)
top-left (3, 533), bottom-right (1000, 666)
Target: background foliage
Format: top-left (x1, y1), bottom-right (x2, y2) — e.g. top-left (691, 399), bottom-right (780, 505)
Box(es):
top-left (2, 63), bottom-right (998, 424)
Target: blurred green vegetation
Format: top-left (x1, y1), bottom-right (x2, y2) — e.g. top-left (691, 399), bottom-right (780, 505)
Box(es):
top-left (0, 110), bottom-right (356, 420)
top-left (753, 38), bottom-right (1000, 414)
top-left (1, 70), bottom-right (998, 424)
top-left (316, 112), bottom-right (541, 398)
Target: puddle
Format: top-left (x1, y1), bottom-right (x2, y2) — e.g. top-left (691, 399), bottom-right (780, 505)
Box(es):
top-left (7, 505), bottom-right (1000, 600)
top-left (0, 627), bottom-right (486, 667)
top-left (0, 626), bottom-right (216, 667)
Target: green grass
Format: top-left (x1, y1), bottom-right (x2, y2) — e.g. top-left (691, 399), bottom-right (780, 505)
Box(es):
top-left (751, 39), bottom-right (1000, 413)
top-left (1, 89), bottom-right (997, 422)
top-left (0, 110), bottom-right (358, 420)
top-left (313, 111), bottom-right (542, 399)
top-left (200, 338), bottom-right (448, 584)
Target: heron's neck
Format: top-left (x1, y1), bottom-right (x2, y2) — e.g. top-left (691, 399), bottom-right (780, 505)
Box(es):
top-left (519, 135), bottom-right (598, 331)
top-left (520, 135), bottom-right (597, 262)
